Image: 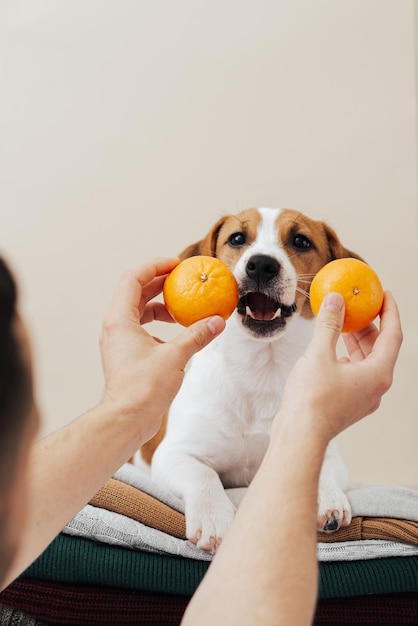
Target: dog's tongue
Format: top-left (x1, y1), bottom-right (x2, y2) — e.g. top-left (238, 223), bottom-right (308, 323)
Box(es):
top-left (246, 293), bottom-right (278, 321)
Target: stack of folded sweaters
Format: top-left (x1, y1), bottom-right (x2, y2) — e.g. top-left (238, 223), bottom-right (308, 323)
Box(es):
top-left (1, 463), bottom-right (417, 625)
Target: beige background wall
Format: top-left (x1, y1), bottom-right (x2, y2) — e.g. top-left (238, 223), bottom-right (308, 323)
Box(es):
top-left (1, 0), bottom-right (417, 487)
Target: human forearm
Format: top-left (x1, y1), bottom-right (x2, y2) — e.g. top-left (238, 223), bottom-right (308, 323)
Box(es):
top-left (3, 260), bottom-right (225, 589)
top-left (182, 420), bottom-right (327, 626)
top-left (184, 292), bottom-right (402, 625)
top-left (3, 399), bottom-right (147, 588)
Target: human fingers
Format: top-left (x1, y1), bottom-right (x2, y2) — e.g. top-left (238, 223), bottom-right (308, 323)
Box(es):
top-left (308, 292), bottom-right (345, 359)
top-left (169, 315), bottom-right (226, 367)
top-left (342, 292), bottom-right (401, 364)
top-left (342, 323), bottom-right (379, 363)
top-left (140, 274), bottom-right (168, 305)
top-left (104, 269), bottom-right (142, 327)
top-left (343, 292), bottom-right (402, 400)
top-left (106, 258), bottom-right (180, 324)
top-left (367, 291), bottom-right (403, 372)
top-left (135, 257), bottom-right (180, 287)
top-left (141, 301), bottom-right (176, 325)
top-left (131, 258), bottom-right (181, 317)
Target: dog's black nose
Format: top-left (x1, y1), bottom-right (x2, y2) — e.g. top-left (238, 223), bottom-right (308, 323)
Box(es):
top-left (246, 255), bottom-right (280, 285)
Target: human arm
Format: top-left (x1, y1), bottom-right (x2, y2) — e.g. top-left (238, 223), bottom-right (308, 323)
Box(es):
top-left (4, 257), bottom-right (225, 588)
top-left (182, 291), bottom-right (402, 626)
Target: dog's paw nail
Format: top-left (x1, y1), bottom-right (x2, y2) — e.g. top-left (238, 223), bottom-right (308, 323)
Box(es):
top-left (188, 529), bottom-right (202, 545)
top-left (341, 509), bottom-right (351, 527)
top-left (323, 516), bottom-right (339, 532)
top-left (197, 536), bottom-right (217, 553)
top-left (318, 510), bottom-right (341, 532)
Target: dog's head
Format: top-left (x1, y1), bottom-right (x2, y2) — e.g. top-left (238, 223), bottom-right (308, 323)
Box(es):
top-left (179, 208), bottom-right (362, 340)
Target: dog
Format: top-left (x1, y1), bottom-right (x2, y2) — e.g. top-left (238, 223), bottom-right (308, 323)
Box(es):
top-left (145, 207), bottom-right (360, 552)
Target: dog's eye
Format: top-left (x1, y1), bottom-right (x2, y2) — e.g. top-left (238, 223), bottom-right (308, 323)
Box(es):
top-left (293, 234), bottom-right (312, 250)
top-left (228, 232), bottom-right (246, 247)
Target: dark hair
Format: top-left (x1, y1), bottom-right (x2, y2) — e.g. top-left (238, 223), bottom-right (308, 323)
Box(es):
top-left (0, 257), bottom-right (34, 584)
top-left (0, 257), bottom-right (33, 484)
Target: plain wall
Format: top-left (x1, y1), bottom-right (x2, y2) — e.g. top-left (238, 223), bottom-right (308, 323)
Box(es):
top-left (1, 0), bottom-right (417, 487)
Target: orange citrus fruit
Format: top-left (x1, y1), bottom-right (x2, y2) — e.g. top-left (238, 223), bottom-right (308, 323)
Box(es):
top-left (163, 255), bottom-right (239, 327)
top-left (309, 258), bottom-right (384, 333)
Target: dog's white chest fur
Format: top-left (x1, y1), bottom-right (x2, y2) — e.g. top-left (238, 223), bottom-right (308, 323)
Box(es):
top-left (150, 207), bottom-right (355, 551)
top-left (161, 314), bottom-right (313, 488)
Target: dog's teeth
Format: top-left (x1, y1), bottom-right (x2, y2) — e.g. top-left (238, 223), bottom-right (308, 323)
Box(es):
top-left (246, 305), bottom-right (255, 319)
top-left (272, 308), bottom-right (282, 320)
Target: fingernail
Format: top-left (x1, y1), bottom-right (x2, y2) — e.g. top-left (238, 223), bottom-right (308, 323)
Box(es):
top-left (324, 292), bottom-right (344, 312)
top-left (207, 316), bottom-right (225, 335)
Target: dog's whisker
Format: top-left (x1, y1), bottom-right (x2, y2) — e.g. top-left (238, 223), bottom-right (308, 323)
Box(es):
top-left (151, 208), bottom-right (352, 547)
top-left (296, 286), bottom-right (310, 298)
top-left (198, 245), bottom-right (215, 257)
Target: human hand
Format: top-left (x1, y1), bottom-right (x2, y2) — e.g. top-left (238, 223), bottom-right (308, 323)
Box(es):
top-left (277, 290), bottom-right (402, 442)
top-left (99, 257), bottom-right (225, 444)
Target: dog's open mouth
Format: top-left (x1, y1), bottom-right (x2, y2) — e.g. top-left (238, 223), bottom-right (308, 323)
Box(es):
top-left (237, 293), bottom-right (296, 336)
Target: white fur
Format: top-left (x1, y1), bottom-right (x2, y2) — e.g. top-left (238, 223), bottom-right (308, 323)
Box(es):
top-left (151, 208), bottom-right (351, 551)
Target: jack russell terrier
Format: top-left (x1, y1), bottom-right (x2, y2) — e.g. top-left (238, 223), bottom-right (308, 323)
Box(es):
top-left (143, 207), bottom-right (360, 552)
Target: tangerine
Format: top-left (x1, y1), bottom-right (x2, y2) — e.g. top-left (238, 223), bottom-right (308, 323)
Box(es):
top-left (309, 258), bottom-right (384, 333)
top-left (163, 255), bottom-right (239, 327)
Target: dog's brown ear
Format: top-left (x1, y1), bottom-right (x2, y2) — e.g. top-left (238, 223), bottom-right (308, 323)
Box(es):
top-left (179, 241), bottom-right (204, 260)
top-left (324, 223), bottom-right (365, 263)
top-left (179, 216), bottom-right (227, 260)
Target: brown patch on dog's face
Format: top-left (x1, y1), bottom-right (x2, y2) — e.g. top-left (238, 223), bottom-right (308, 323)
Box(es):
top-left (179, 209), bottom-right (262, 268)
top-left (179, 207), bottom-right (362, 334)
top-left (211, 209), bottom-right (262, 268)
top-left (277, 209), bottom-right (363, 319)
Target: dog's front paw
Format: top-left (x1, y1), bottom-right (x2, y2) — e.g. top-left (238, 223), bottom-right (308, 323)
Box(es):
top-left (186, 492), bottom-right (236, 553)
top-left (317, 488), bottom-right (352, 533)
